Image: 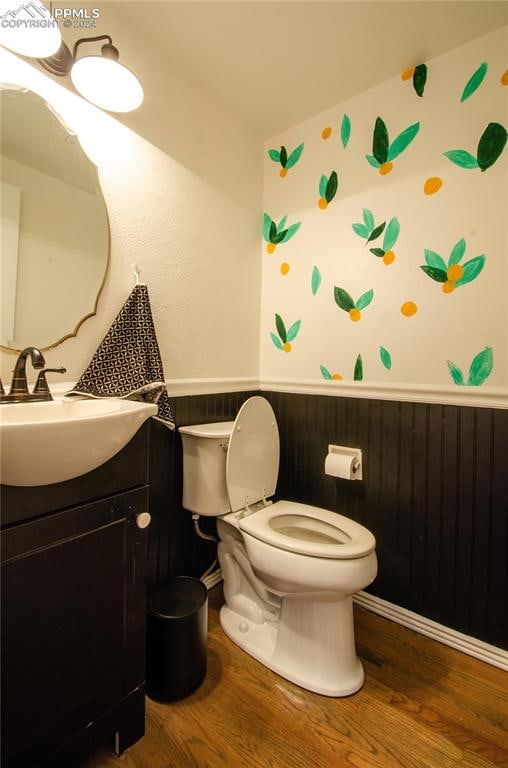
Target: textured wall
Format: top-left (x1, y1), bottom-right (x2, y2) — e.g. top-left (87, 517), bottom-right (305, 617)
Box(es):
top-left (260, 27), bottom-right (508, 392)
top-left (0, 49), bottom-right (262, 385)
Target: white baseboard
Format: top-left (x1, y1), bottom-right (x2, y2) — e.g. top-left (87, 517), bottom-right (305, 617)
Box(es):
top-left (354, 591), bottom-right (508, 671)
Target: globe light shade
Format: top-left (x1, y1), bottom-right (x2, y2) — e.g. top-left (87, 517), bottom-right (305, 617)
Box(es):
top-left (71, 55), bottom-right (143, 113)
top-left (0, 0), bottom-right (61, 57)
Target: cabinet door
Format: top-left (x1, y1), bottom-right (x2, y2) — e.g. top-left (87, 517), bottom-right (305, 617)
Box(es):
top-left (1, 488), bottom-right (149, 766)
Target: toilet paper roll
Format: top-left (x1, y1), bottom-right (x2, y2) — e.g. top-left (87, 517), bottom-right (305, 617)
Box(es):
top-left (325, 452), bottom-right (359, 480)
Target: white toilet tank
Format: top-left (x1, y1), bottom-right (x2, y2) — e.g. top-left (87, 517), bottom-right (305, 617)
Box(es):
top-left (180, 421), bottom-right (234, 516)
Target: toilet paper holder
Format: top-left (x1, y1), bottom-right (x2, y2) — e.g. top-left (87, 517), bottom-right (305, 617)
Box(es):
top-left (325, 445), bottom-right (363, 481)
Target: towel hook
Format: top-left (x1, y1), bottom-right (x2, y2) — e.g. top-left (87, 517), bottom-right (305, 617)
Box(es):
top-left (132, 263), bottom-right (142, 285)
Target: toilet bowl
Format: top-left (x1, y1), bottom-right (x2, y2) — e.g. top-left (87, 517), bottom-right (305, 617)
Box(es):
top-left (180, 396), bottom-right (377, 696)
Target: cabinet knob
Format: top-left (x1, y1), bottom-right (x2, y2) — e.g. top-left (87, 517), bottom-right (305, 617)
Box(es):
top-left (136, 512), bottom-right (151, 529)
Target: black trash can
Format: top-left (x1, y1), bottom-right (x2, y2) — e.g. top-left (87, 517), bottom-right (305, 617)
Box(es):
top-left (146, 576), bottom-right (208, 702)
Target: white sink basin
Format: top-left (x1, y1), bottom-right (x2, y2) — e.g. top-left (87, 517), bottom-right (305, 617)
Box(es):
top-left (0, 397), bottom-right (157, 487)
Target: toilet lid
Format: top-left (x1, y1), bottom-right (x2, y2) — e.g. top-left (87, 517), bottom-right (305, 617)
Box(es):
top-left (239, 500), bottom-right (376, 559)
top-left (226, 396), bottom-right (279, 513)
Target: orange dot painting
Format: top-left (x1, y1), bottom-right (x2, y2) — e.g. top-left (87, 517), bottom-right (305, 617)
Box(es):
top-left (331, 374), bottom-right (343, 381)
top-left (280, 262), bottom-right (290, 275)
top-left (424, 176), bottom-right (443, 195)
top-left (321, 126), bottom-right (332, 140)
top-left (401, 67), bottom-right (415, 81)
top-left (401, 301), bottom-right (418, 317)
top-left (501, 68), bottom-right (508, 86)
top-left (379, 161), bottom-right (393, 176)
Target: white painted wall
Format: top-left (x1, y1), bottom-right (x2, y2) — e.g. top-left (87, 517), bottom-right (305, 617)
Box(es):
top-left (0, 47), bottom-right (262, 388)
top-left (260, 27), bottom-right (508, 398)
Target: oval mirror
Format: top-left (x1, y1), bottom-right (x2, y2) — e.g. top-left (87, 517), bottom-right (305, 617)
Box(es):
top-left (0, 87), bottom-right (110, 351)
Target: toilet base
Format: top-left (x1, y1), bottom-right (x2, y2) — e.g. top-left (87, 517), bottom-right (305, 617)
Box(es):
top-left (219, 595), bottom-right (365, 697)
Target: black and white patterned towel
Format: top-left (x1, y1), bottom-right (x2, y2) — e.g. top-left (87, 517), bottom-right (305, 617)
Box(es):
top-left (68, 284), bottom-right (174, 429)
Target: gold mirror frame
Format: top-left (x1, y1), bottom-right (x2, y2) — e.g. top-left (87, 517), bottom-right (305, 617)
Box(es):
top-left (0, 85), bottom-right (111, 354)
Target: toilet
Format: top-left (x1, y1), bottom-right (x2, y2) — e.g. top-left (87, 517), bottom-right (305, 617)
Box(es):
top-left (179, 396), bottom-right (377, 696)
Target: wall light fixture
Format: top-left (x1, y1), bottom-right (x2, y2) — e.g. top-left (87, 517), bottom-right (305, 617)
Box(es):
top-left (38, 35), bottom-right (144, 113)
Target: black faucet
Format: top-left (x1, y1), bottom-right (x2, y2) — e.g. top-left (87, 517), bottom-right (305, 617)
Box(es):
top-left (0, 347), bottom-right (66, 403)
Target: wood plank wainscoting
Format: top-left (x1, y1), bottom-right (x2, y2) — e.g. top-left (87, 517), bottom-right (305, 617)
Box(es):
top-left (149, 389), bottom-right (507, 651)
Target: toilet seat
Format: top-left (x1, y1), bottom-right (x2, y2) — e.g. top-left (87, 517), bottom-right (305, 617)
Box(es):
top-left (239, 500), bottom-right (376, 559)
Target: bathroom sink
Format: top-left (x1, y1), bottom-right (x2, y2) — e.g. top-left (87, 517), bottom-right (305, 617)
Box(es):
top-left (0, 397), bottom-right (157, 487)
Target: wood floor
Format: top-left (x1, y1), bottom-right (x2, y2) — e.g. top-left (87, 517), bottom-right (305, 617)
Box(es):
top-left (82, 587), bottom-right (508, 768)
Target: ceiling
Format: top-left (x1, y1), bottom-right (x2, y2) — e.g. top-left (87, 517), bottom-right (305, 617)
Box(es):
top-left (81, 0), bottom-right (508, 140)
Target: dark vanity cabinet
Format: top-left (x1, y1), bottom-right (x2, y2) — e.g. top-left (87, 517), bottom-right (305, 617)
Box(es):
top-left (1, 423), bottom-right (151, 768)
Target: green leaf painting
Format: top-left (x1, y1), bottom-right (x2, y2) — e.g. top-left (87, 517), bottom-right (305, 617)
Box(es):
top-left (420, 239), bottom-right (485, 292)
top-left (447, 348), bottom-right (493, 386)
top-left (448, 239), bottom-right (465, 266)
top-left (353, 210), bottom-right (399, 263)
top-left (354, 354), bottom-right (363, 381)
top-left (334, 287), bottom-right (374, 319)
top-left (387, 122), bottom-right (420, 162)
top-left (380, 347), bottom-right (392, 370)
top-left (286, 320), bottom-right (301, 342)
top-left (444, 122), bottom-right (507, 172)
top-left (270, 333), bottom-right (283, 350)
top-left (373, 117), bottom-right (389, 164)
top-left (311, 266), bottom-right (322, 295)
top-left (334, 287), bottom-right (355, 312)
top-left (461, 63), bottom-right (488, 102)
top-left (356, 289), bottom-right (373, 310)
top-left (320, 365), bottom-right (332, 380)
top-left (363, 209), bottom-right (374, 230)
top-left (421, 265), bottom-right (447, 283)
top-left (286, 143), bottom-right (304, 169)
top-left (267, 143), bottom-right (304, 175)
top-left (443, 150), bottom-right (479, 169)
top-left (447, 361), bottom-right (465, 386)
top-left (413, 64), bottom-right (427, 97)
top-left (424, 250), bottom-right (448, 271)
top-left (468, 347), bottom-right (493, 385)
top-left (367, 117), bottom-right (420, 173)
top-left (352, 223), bottom-right (370, 238)
top-left (318, 171), bottom-right (338, 207)
top-left (366, 222), bottom-right (386, 244)
top-left (383, 218), bottom-right (400, 251)
top-left (263, 214), bottom-right (301, 252)
top-left (341, 114), bottom-right (351, 148)
top-left (477, 123), bottom-right (507, 171)
top-left (275, 314), bottom-right (287, 343)
top-left (272, 314), bottom-right (301, 352)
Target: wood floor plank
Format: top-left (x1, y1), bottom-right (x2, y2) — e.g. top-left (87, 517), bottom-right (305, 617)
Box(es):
top-left (80, 587), bottom-right (508, 768)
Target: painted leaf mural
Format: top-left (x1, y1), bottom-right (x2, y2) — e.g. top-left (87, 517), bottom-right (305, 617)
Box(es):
top-left (420, 239), bottom-right (485, 293)
top-left (353, 210), bottom-right (399, 265)
top-left (367, 117), bottom-right (420, 174)
top-left (468, 347), bottom-right (493, 385)
top-left (334, 286), bottom-right (374, 321)
top-left (320, 365), bottom-right (342, 381)
top-left (318, 171), bottom-right (338, 208)
top-left (354, 354), bottom-right (363, 381)
top-left (380, 347), bottom-right (392, 370)
top-left (401, 64), bottom-right (427, 97)
top-left (444, 122), bottom-right (507, 171)
top-left (341, 114), bottom-right (351, 148)
top-left (311, 266), bottom-right (322, 295)
top-left (413, 64), bottom-right (427, 97)
top-left (271, 314), bottom-right (301, 352)
top-left (461, 62), bottom-right (488, 102)
top-left (447, 348), bottom-right (493, 386)
top-left (267, 143), bottom-right (304, 176)
top-left (263, 214), bottom-right (301, 253)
